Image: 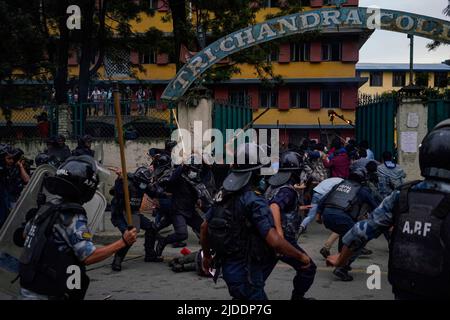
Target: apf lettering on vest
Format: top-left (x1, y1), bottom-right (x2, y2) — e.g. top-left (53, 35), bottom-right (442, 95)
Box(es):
top-left (402, 220), bottom-right (432, 237)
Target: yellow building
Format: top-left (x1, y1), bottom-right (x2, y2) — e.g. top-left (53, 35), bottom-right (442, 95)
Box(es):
top-left (357, 63), bottom-right (450, 96)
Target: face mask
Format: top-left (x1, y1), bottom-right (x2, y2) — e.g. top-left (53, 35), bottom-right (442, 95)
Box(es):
top-left (139, 182), bottom-right (148, 190)
top-left (188, 171), bottom-right (198, 179)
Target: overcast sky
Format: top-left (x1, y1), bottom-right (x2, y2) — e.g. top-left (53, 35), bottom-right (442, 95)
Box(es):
top-left (359, 0), bottom-right (450, 63)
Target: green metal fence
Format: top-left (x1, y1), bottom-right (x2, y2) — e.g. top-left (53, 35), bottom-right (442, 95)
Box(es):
top-left (213, 99), bottom-right (253, 139)
top-left (427, 99), bottom-right (450, 132)
top-left (356, 96), bottom-right (398, 161)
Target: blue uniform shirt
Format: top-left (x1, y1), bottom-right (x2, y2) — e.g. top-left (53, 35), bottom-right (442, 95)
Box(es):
top-left (24, 200), bottom-right (96, 262)
top-left (206, 188), bottom-right (275, 239)
top-left (342, 179), bottom-right (450, 251)
top-left (269, 187), bottom-right (297, 213)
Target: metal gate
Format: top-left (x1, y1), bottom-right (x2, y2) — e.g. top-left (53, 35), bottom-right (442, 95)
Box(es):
top-left (356, 96), bottom-right (397, 161)
top-left (212, 99), bottom-right (253, 138)
top-left (427, 99), bottom-right (450, 131)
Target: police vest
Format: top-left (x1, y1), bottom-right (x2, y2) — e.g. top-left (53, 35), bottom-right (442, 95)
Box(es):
top-left (322, 180), bottom-right (362, 220)
top-left (389, 181), bottom-right (450, 298)
top-left (128, 182), bottom-right (144, 212)
top-left (265, 184), bottom-right (301, 242)
top-left (19, 203), bottom-right (90, 300)
top-left (207, 188), bottom-right (274, 263)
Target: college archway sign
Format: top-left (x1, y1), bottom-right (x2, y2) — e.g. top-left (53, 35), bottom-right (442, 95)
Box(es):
top-left (161, 7), bottom-right (450, 101)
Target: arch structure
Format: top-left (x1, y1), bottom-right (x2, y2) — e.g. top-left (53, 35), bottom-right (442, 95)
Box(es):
top-left (161, 7), bottom-right (450, 101)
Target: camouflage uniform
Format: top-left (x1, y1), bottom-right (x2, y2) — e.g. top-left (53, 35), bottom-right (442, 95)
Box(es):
top-left (342, 180), bottom-right (450, 251)
top-left (21, 199), bottom-right (96, 300)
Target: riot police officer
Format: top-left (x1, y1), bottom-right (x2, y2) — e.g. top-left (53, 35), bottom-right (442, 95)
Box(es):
top-left (35, 153), bottom-right (59, 168)
top-left (18, 155), bottom-right (137, 300)
top-left (154, 155), bottom-right (206, 257)
top-left (265, 151), bottom-right (317, 300)
top-left (46, 135), bottom-right (71, 164)
top-left (330, 120), bottom-right (450, 299)
top-left (2, 146), bottom-right (30, 213)
top-left (318, 167), bottom-right (380, 281)
top-left (110, 166), bottom-right (167, 270)
top-left (200, 143), bottom-right (312, 300)
top-left (72, 135), bottom-right (94, 157)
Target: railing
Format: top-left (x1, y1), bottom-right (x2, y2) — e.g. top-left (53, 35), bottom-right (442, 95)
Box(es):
top-left (0, 100), bottom-right (176, 142)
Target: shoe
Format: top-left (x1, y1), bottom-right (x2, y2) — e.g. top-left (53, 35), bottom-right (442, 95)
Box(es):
top-left (155, 239), bottom-right (166, 257)
top-left (144, 255), bottom-right (164, 262)
top-left (333, 268), bottom-right (353, 281)
top-left (343, 265), bottom-right (352, 272)
top-left (299, 225), bottom-right (306, 235)
top-left (360, 247), bottom-right (373, 256)
top-left (111, 255), bottom-right (122, 272)
top-left (291, 291), bottom-right (316, 300)
top-left (320, 247), bottom-right (331, 259)
top-left (172, 242), bottom-right (187, 248)
top-left (171, 264), bottom-right (184, 272)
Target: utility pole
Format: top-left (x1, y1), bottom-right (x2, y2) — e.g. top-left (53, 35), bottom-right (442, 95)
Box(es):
top-left (408, 34), bottom-right (414, 85)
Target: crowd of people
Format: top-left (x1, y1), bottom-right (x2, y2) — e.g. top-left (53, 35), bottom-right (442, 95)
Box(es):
top-left (0, 134), bottom-right (95, 229)
top-left (68, 85), bottom-right (154, 116)
top-left (4, 120), bottom-right (450, 301)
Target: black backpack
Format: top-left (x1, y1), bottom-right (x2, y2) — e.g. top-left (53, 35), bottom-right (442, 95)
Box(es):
top-left (207, 189), bottom-right (248, 259)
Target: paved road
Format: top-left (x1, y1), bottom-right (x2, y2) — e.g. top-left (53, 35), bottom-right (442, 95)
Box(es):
top-left (85, 215), bottom-right (394, 300)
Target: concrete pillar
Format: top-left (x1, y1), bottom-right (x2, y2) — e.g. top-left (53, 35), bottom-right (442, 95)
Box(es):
top-left (176, 98), bottom-right (214, 155)
top-left (396, 97), bottom-right (428, 181)
top-left (57, 104), bottom-right (72, 137)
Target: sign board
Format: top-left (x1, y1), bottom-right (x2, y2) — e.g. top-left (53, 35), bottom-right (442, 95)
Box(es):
top-left (162, 7), bottom-right (450, 101)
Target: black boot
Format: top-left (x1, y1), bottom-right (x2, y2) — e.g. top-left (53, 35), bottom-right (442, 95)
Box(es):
top-left (144, 229), bottom-right (163, 262)
top-left (112, 254), bottom-right (123, 271)
top-left (155, 238), bottom-right (167, 258)
top-left (333, 267), bottom-right (353, 281)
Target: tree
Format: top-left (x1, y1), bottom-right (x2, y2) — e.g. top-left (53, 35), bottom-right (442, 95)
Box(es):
top-left (165, 0), bottom-right (312, 88)
top-left (427, 0), bottom-right (450, 50)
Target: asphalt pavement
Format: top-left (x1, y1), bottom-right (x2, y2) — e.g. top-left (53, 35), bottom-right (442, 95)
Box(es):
top-left (85, 212), bottom-right (394, 300)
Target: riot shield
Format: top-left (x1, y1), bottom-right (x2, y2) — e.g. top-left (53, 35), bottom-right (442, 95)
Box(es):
top-left (0, 164), bottom-right (107, 298)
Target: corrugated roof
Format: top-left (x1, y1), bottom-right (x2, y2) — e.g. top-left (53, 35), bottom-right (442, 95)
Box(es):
top-left (356, 63), bottom-right (450, 71)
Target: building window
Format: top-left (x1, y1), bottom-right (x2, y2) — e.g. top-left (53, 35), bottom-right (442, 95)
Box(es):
top-left (392, 72), bottom-right (406, 87)
top-left (434, 72), bottom-right (449, 88)
top-left (266, 49), bottom-right (279, 62)
top-left (290, 43), bottom-right (310, 62)
top-left (322, 42), bottom-right (341, 61)
top-left (140, 50), bottom-right (157, 64)
top-left (229, 89), bottom-right (248, 105)
top-left (321, 88), bottom-right (340, 108)
top-left (290, 89), bottom-right (308, 108)
top-left (369, 72), bottom-right (383, 87)
top-left (260, 89), bottom-right (278, 108)
top-left (262, 0), bottom-right (281, 7)
top-left (415, 72), bottom-right (429, 87)
top-left (141, 0), bottom-right (157, 8)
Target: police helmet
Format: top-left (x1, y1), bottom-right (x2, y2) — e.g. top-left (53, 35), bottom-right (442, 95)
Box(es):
top-left (268, 151), bottom-right (303, 186)
top-left (44, 155), bottom-right (99, 204)
top-left (165, 140), bottom-right (177, 152)
top-left (78, 134), bottom-right (93, 147)
top-left (348, 167), bottom-right (368, 183)
top-left (419, 119), bottom-right (450, 180)
top-left (152, 153), bottom-right (171, 169)
top-left (35, 153), bottom-right (51, 167)
top-left (223, 143), bottom-right (265, 192)
top-left (133, 166), bottom-right (152, 189)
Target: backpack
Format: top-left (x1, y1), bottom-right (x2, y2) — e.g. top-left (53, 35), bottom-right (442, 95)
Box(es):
top-left (207, 189), bottom-right (248, 259)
